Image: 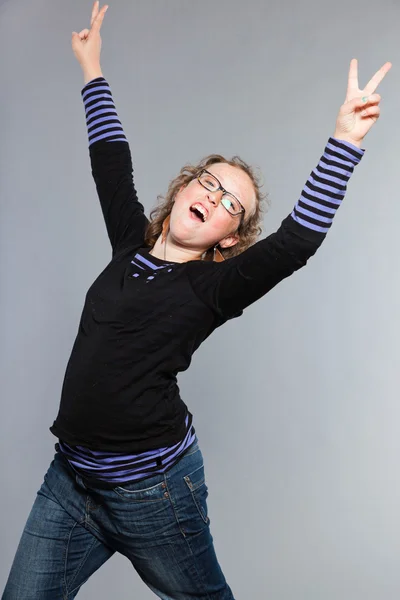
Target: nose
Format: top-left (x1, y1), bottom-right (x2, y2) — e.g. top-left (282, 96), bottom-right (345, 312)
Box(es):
top-left (205, 189), bottom-right (223, 206)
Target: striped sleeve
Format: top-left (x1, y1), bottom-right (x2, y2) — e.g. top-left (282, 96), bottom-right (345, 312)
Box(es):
top-left (80, 77), bottom-right (149, 253)
top-left (291, 137), bottom-right (365, 233)
top-left (187, 137), bottom-right (365, 320)
top-left (81, 77), bottom-right (127, 146)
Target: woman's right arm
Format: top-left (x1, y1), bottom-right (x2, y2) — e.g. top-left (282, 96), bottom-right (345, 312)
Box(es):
top-left (72, 2), bottom-right (148, 255)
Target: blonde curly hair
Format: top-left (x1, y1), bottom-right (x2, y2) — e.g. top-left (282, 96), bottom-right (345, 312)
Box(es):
top-left (144, 154), bottom-right (268, 260)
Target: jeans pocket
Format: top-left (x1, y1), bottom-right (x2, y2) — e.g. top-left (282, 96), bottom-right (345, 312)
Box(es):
top-left (113, 478), bottom-right (167, 502)
top-left (183, 463), bottom-right (209, 525)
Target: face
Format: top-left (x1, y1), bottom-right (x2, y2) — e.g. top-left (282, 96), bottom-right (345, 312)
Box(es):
top-left (169, 163), bottom-right (257, 253)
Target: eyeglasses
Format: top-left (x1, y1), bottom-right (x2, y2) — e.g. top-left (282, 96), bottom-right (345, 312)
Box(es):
top-left (196, 169), bottom-right (246, 218)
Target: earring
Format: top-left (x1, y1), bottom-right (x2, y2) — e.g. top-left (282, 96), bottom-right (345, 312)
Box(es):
top-left (213, 245), bottom-right (225, 263)
top-left (161, 214), bottom-right (171, 261)
top-left (161, 214), bottom-right (170, 244)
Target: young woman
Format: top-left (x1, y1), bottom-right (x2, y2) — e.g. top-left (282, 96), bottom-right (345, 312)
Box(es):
top-left (2, 3), bottom-right (391, 599)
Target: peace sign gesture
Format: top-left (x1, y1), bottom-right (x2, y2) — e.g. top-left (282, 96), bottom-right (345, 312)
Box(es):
top-left (333, 59), bottom-right (392, 147)
top-left (72, 2), bottom-right (109, 82)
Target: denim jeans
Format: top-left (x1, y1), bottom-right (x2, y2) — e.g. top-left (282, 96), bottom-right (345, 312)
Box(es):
top-left (2, 437), bottom-right (234, 599)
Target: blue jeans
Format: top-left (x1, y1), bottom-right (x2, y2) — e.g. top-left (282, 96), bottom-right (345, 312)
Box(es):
top-left (2, 438), bottom-right (234, 599)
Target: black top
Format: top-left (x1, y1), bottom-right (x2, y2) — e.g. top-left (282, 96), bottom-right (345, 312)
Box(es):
top-left (49, 78), bottom-right (364, 452)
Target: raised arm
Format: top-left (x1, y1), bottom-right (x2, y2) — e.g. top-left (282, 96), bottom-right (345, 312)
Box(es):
top-left (72, 2), bottom-right (148, 255)
top-left (188, 59), bottom-right (392, 320)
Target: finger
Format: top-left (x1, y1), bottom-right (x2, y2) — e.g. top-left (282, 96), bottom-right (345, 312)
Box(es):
top-left (91, 4), bottom-right (108, 34)
top-left (78, 28), bottom-right (90, 40)
top-left (342, 93), bottom-right (381, 116)
top-left (364, 62), bottom-right (392, 95)
top-left (71, 32), bottom-right (81, 47)
top-left (361, 105), bottom-right (381, 120)
top-left (91, 0), bottom-right (99, 27)
top-left (361, 93), bottom-right (381, 106)
top-left (346, 58), bottom-right (359, 97)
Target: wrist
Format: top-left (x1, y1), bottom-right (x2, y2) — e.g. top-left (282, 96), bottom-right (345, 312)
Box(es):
top-left (332, 132), bottom-right (362, 149)
top-left (82, 65), bottom-right (103, 85)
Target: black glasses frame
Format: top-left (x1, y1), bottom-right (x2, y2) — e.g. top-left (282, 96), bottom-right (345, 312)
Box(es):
top-left (197, 169), bottom-right (246, 218)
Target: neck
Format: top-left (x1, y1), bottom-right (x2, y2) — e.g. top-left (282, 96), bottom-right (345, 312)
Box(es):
top-left (149, 233), bottom-right (204, 263)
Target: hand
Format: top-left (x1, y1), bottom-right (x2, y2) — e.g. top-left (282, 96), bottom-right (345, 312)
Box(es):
top-left (333, 58), bottom-right (392, 147)
top-left (72, 1), bottom-right (108, 82)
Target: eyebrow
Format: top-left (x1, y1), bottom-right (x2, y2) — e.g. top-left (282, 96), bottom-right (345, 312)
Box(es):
top-left (206, 170), bottom-right (242, 202)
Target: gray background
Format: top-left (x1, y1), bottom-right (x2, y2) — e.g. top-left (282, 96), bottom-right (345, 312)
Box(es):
top-left (1, 0), bottom-right (399, 598)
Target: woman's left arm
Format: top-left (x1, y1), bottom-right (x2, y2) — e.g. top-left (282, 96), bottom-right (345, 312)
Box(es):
top-left (188, 59), bottom-right (392, 320)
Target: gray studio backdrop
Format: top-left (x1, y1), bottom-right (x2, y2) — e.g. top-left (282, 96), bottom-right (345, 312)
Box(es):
top-left (1, 0), bottom-right (399, 598)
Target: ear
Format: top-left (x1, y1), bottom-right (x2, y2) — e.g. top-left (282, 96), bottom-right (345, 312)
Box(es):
top-left (219, 233), bottom-right (240, 249)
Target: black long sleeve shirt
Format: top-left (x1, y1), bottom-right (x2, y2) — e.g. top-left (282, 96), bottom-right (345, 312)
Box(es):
top-left (49, 78), bottom-right (364, 452)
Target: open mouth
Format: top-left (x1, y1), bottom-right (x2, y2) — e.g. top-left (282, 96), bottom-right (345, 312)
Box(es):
top-left (190, 203), bottom-right (208, 223)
